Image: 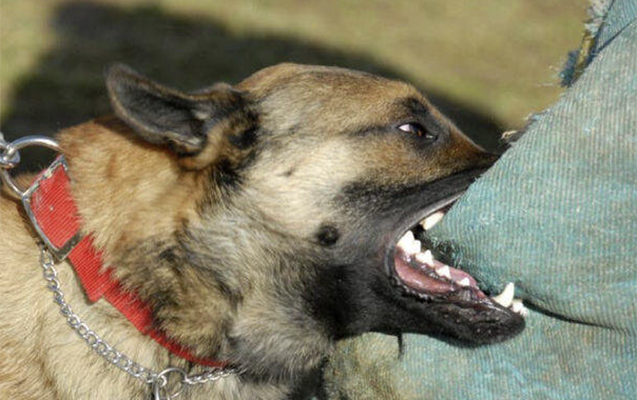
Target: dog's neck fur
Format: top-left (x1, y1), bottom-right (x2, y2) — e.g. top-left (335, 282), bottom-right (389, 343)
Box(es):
top-left (55, 117), bottom-right (329, 394)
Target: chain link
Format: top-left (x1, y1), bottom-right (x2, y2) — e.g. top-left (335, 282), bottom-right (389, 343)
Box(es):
top-left (39, 242), bottom-right (235, 398)
top-left (0, 131), bottom-right (21, 169)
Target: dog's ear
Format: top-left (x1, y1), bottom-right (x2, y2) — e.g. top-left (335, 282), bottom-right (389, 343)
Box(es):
top-left (105, 63), bottom-right (248, 167)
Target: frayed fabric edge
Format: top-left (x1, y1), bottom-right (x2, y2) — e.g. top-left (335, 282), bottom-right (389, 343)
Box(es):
top-left (560, 0), bottom-right (612, 86)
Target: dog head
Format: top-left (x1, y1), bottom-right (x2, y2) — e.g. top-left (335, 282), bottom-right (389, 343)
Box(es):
top-left (102, 63), bottom-right (523, 379)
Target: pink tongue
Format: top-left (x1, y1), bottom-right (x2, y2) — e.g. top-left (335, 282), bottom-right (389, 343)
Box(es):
top-left (430, 259), bottom-right (478, 287)
top-left (393, 250), bottom-right (485, 298)
top-left (395, 257), bottom-right (455, 293)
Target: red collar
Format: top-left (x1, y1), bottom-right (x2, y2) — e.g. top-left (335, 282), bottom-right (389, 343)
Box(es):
top-left (25, 156), bottom-right (226, 368)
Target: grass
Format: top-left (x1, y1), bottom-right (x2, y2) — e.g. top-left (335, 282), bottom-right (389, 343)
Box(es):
top-left (0, 0), bottom-right (587, 152)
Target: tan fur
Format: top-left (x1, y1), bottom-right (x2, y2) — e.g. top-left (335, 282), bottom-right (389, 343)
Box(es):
top-left (0, 63), bottom-right (495, 399)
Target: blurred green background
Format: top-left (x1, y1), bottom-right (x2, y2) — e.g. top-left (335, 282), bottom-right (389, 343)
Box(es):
top-left (1, 0), bottom-right (586, 156)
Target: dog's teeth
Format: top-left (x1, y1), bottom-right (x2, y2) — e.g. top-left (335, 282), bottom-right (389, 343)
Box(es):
top-left (422, 211), bottom-right (445, 230)
top-left (510, 299), bottom-right (528, 317)
top-left (408, 240), bottom-right (422, 255)
top-left (436, 266), bottom-right (451, 279)
top-left (492, 282), bottom-right (515, 308)
top-left (415, 250), bottom-right (434, 265)
top-left (397, 231), bottom-right (415, 251)
top-left (424, 249), bottom-right (433, 263)
top-left (457, 277), bottom-right (470, 287)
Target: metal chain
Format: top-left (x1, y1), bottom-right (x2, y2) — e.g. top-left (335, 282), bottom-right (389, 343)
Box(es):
top-left (40, 247), bottom-right (160, 384)
top-left (39, 242), bottom-right (235, 399)
top-left (3, 132), bottom-right (236, 399)
top-left (38, 224), bottom-right (236, 397)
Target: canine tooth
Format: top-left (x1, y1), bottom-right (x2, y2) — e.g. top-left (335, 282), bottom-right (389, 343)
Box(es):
top-left (422, 211), bottom-right (445, 230)
top-left (510, 299), bottom-right (528, 317)
top-left (436, 266), bottom-right (451, 279)
top-left (397, 231), bottom-right (415, 250)
top-left (458, 277), bottom-right (471, 287)
top-left (416, 250), bottom-right (434, 265)
top-left (492, 283), bottom-right (515, 308)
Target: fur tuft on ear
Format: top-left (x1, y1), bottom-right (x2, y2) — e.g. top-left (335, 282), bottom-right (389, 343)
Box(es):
top-left (105, 63), bottom-right (247, 159)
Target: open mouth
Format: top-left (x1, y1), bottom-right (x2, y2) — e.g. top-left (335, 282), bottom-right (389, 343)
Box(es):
top-left (387, 195), bottom-right (527, 317)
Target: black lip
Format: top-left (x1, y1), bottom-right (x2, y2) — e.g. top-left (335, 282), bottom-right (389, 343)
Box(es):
top-left (383, 191), bottom-right (463, 278)
top-left (379, 169), bottom-right (525, 340)
top-left (320, 166), bottom-right (524, 343)
top-left (379, 166), bottom-right (484, 282)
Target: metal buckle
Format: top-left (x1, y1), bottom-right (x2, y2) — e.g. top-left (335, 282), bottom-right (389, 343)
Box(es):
top-left (22, 156), bottom-right (82, 260)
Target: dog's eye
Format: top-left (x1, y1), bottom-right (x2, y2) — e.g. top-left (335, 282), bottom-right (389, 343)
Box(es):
top-left (397, 123), bottom-right (436, 141)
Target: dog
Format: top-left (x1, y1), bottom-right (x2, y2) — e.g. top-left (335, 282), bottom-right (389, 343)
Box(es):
top-left (0, 63), bottom-right (524, 399)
